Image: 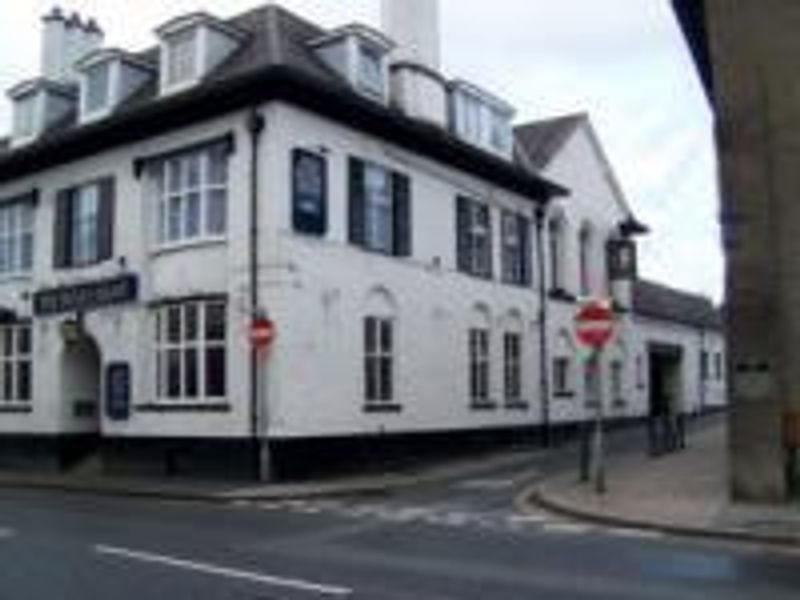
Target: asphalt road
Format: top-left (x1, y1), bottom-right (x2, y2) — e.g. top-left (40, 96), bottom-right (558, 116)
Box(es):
top-left (1, 423), bottom-right (798, 599)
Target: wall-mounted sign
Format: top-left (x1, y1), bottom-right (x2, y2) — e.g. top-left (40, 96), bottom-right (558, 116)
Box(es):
top-left (60, 318), bottom-right (86, 344)
top-left (105, 362), bottom-right (131, 421)
top-left (607, 239), bottom-right (638, 281)
top-left (33, 274), bottom-right (138, 316)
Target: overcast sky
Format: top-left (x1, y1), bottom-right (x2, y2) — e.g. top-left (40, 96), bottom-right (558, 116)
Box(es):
top-left (0, 0), bottom-right (721, 300)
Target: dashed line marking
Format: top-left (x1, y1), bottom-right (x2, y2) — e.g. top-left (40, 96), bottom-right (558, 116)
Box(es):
top-left (541, 522), bottom-right (596, 535)
top-left (602, 527), bottom-right (664, 540)
top-left (456, 478), bottom-right (518, 491)
top-left (0, 528), bottom-right (14, 539)
top-left (94, 545), bottom-right (353, 597)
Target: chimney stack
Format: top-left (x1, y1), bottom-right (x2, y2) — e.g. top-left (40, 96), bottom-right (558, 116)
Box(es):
top-left (381, 0), bottom-right (441, 70)
top-left (41, 7), bottom-right (103, 83)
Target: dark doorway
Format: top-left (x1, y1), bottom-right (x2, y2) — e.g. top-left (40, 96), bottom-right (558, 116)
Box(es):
top-left (648, 343), bottom-right (684, 454)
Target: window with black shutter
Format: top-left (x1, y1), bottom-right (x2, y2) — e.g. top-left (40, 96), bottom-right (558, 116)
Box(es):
top-left (53, 177), bottom-right (115, 269)
top-left (348, 157), bottom-right (412, 257)
top-left (292, 149), bottom-right (327, 235)
top-left (456, 196), bottom-right (492, 279)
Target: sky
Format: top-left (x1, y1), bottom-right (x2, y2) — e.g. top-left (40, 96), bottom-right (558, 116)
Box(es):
top-left (0, 0), bottom-right (722, 301)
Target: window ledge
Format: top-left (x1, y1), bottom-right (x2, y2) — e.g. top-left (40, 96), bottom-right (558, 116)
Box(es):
top-left (504, 400), bottom-right (530, 411)
top-left (0, 404), bottom-right (32, 414)
top-left (152, 236), bottom-right (227, 257)
top-left (364, 403), bottom-right (403, 414)
top-left (135, 402), bottom-right (232, 414)
top-left (548, 288), bottom-right (577, 303)
top-left (0, 273), bottom-right (32, 285)
top-left (470, 401), bottom-right (498, 411)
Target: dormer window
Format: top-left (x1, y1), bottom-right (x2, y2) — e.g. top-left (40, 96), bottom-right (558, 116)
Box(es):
top-left (84, 61), bottom-right (110, 115)
top-left (13, 93), bottom-right (37, 140)
top-left (156, 12), bottom-right (246, 96)
top-left (165, 28), bottom-right (198, 87)
top-left (310, 24), bottom-right (393, 103)
top-left (76, 50), bottom-right (155, 123)
top-left (7, 79), bottom-right (77, 146)
top-left (450, 81), bottom-right (516, 159)
top-left (357, 42), bottom-right (386, 99)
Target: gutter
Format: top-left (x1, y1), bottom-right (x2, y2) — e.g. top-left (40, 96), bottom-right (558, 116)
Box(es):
top-left (247, 108), bottom-right (268, 481)
top-left (534, 203), bottom-right (552, 446)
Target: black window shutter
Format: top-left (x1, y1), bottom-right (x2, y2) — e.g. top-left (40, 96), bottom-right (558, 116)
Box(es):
top-left (97, 178), bottom-right (115, 262)
top-left (53, 189), bottom-right (73, 268)
top-left (520, 214), bottom-right (532, 286)
top-left (456, 196), bottom-right (471, 273)
top-left (485, 206), bottom-right (494, 279)
top-left (348, 157), bottom-right (366, 246)
top-left (392, 172), bottom-right (412, 257)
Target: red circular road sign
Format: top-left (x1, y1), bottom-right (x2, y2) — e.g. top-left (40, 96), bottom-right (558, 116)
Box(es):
top-left (575, 299), bottom-right (615, 350)
top-left (250, 318), bottom-right (276, 350)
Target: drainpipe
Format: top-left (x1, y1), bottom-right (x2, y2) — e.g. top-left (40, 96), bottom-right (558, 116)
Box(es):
top-left (247, 108), bottom-right (268, 480)
top-left (534, 203), bottom-right (551, 447)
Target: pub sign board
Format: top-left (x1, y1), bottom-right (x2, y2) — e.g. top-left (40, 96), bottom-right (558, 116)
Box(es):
top-left (33, 274), bottom-right (138, 316)
top-left (607, 239), bottom-right (638, 281)
top-left (105, 362), bottom-right (131, 421)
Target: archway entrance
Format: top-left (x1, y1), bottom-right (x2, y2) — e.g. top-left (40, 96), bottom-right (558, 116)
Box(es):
top-left (61, 331), bottom-right (102, 432)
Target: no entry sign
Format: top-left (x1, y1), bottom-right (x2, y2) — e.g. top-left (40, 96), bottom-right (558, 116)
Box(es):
top-left (250, 317), bottom-right (276, 351)
top-left (575, 299), bottom-right (615, 350)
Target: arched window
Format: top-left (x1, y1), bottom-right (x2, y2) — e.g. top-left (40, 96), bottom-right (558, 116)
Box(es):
top-left (579, 223), bottom-right (593, 297)
top-left (363, 287), bottom-right (398, 407)
top-left (503, 311), bottom-right (524, 403)
top-left (469, 304), bottom-right (492, 406)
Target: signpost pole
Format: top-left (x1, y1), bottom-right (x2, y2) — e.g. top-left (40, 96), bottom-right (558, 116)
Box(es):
top-left (591, 349), bottom-right (606, 495)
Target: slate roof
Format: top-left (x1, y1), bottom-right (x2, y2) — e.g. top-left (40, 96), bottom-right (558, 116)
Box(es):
top-left (0, 3), bottom-right (566, 201)
top-left (514, 113), bottom-right (586, 170)
top-left (633, 279), bottom-right (723, 330)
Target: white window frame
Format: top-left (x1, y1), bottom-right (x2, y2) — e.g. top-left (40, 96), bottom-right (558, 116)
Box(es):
top-left (469, 328), bottom-right (491, 404)
top-left (0, 202), bottom-right (34, 278)
top-left (0, 323), bottom-right (32, 404)
top-left (363, 162), bottom-right (394, 254)
top-left (155, 299), bottom-right (227, 403)
top-left (70, 184), bottom-right (101, 266)
top-left (83, 61), bottom-right (112, 117)
top-left (463, 199), bottom-right (492, 278)
top-left (163, 27), bottom-right (200, 91)
top-left (154, 144), bottom-right (228, 249)
top-left (503, 331), bottom-right (522, 402)
top-left (356, 41), bottom-right (386, 100)
top-left (13, 93), bottom-right (38, 141)
top-left (364, 316), bottom-right (394, 404)
top-left (553, 357), bottom-right (573, 396)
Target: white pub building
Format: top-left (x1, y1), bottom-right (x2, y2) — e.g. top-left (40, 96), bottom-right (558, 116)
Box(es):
top-left (0, 1), bottom-right (725, 478)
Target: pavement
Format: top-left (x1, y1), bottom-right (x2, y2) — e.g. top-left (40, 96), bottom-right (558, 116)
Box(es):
top-left (525, 416), bottom-right (800, 547)
top-left (0, 445), bottom-right (545, 503)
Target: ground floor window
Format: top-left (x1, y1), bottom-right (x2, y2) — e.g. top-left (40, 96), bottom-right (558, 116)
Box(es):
top-left (364, 316), bottom-right (394, 404)
top-left (469, 328), bottom-right (490, 404)
top-left (503, 332), bottom-right (522, 402)
top-left (611, 360), bottom-right (624, 403)
top-left (154, 299), bottom-right (226, 402)
top-left (553, 357), bottom-right (573, 397)
top-left (0, 323), bottom-right (31, 404)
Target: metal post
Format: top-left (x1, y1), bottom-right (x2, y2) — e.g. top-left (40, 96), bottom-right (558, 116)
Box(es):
top-left (534, 204), bottom-right (551, 447)
top-left (591, 350), bottom-right (606, 494)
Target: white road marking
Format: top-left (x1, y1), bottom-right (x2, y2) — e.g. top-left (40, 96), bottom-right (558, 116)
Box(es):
top-left (541, 522), bottom-right (595, 535)
top-left (0, 528), bottom-right (14, 539)
top-left (508, 514), bottom-right (550, 524)
top-left (603, 527), bottom-right (664, 540)
top-left (94, 545), bottom-right (352, 597)
top-left (456, 478), bottom-right (518, 490)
